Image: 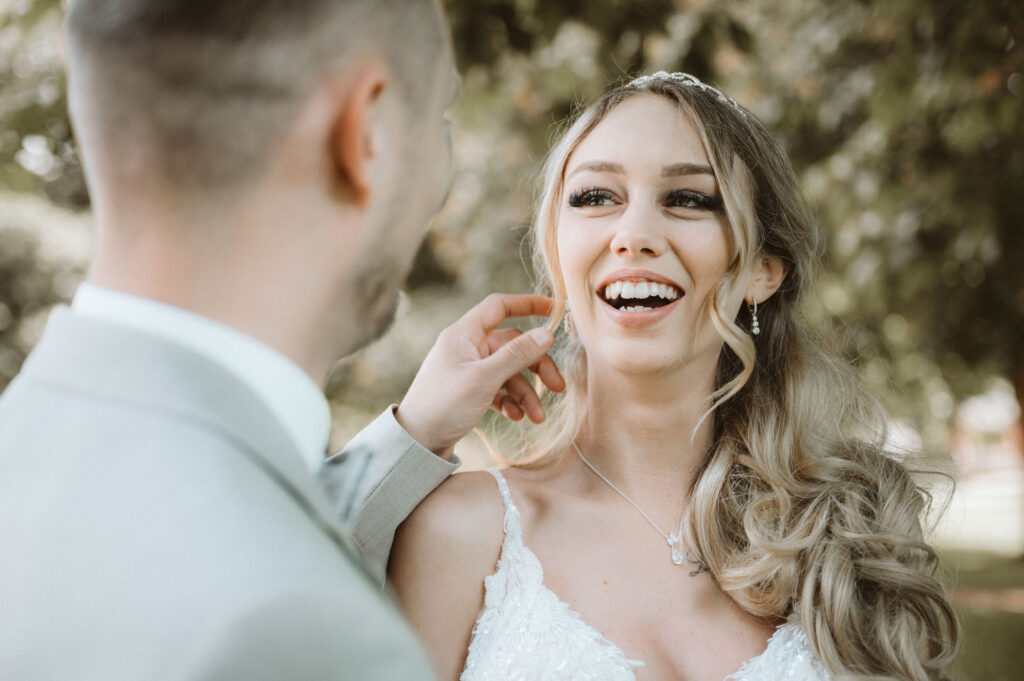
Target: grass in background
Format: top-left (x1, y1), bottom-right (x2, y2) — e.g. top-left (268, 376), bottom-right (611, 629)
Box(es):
top-left (942, 550), bottom-right (1024, 681)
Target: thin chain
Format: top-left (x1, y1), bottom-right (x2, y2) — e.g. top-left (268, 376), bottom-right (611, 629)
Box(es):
top-left (572, 441), bottom-right (684, 542)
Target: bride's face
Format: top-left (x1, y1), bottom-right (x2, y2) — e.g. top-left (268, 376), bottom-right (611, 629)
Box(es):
top-left (556, 94), bottom-right (746, 376)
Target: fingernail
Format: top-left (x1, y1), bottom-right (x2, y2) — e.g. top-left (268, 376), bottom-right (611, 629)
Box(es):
top-left (528, 327), bottom-right (552, 347)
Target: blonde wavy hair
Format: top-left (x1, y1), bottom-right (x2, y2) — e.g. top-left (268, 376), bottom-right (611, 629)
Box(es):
top-left (514, 77), bottom-right (959, 680)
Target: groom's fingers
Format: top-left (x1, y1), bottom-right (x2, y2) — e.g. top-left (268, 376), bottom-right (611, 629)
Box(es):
top-left (503, 372), bottom-right (545, 423)
top-left (479, 325), bottom-right (553, 384)
top-left (530, 354), bottom-right (565, 393)
top-left (492, 393), bottom-right (524, 421)
top-left (464, 294), bottom-right (556, 337)
top-left (486, 328), bottom-right (564, 394)
top-left (484, 328), bottom-right (521, 354)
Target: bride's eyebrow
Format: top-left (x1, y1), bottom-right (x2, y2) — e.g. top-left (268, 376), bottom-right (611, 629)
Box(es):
top-left (566, 161), bottom-right (716, 179)
top-left (567, 161), bottom-right (624, 178)
top-left (662, 162), bottom-right (714, 178)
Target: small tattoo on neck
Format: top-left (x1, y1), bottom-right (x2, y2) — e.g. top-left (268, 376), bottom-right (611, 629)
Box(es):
top-left (687, 551), bottom-right (708, 578)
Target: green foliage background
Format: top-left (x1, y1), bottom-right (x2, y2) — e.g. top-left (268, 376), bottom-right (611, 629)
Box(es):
top-left (1, 1), bottom-right (1023, 677)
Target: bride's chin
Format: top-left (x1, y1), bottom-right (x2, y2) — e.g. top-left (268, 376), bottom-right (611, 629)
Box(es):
top-left (585, 343), bottom-right (682, 377)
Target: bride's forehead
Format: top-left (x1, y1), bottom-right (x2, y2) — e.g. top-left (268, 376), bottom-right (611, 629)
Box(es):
top-left (569, 96), bottom-right (710, 169)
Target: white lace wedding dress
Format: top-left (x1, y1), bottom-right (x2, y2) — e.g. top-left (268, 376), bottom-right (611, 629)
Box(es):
top-left (459, 469), bottom-right (832, 681)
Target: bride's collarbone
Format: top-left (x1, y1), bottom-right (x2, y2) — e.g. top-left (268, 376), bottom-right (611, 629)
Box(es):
top-left (533, 541), bottom-right (730, 634)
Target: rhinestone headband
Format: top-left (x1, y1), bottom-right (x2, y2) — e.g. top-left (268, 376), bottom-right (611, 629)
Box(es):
top-left (626, 71), bottom-right (745, 115)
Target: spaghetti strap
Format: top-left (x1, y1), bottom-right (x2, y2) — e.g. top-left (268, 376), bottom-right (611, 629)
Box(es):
top-left (486, 469), bottom-right (521, 537)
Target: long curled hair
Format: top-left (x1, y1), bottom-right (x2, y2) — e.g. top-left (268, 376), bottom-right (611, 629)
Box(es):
top-left (516, 76), bottom-right (959, 680)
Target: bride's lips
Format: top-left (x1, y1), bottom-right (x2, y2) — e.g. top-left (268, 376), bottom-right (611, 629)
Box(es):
top-left (596, 269), bottom-right (685, 329)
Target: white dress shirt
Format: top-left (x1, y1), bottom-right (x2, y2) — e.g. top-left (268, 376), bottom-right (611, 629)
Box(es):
top-left (72, 282), bottom-right (331, 471)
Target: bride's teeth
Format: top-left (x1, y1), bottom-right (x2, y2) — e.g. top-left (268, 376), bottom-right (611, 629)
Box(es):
top-left (601, 278), bottom-right (683, 304)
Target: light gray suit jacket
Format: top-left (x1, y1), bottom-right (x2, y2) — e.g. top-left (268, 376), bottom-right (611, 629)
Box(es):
top-left (0, 309), bottom-right (454, 680)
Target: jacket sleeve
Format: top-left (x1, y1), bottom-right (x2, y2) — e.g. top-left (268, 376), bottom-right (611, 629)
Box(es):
top-left (316, 406), bottom-right (459, 579)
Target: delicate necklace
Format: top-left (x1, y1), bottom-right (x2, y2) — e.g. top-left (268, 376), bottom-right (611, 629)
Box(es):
top-left (573, 441), bottom-right (694, 569)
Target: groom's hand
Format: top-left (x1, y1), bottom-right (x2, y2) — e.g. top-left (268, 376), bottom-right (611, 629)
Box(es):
top-left (395, 293), bottom-right (565, 459)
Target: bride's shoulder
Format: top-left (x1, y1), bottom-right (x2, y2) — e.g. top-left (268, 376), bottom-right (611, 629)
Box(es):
top-left (392, 470), bottom-right (508, 569)
top-left (416, 469), bottom-right (507, 525)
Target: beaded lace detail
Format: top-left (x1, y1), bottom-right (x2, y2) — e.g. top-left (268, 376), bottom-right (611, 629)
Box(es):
top-left (460, 470), bottom-right (832, 681)
top-left (460, 470), bottom-right (643, 681)
top-left (725, 617), bottom-right (832, 681)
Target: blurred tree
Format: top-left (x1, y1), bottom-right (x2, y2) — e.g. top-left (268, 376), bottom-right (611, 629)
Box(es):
top-left (0, 0), bottom-right (86, 208)
top-left (761, 0), bottom-right (1024, 446)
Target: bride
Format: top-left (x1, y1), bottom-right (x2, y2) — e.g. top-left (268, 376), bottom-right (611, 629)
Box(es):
top-left (388, 72), bottom-right (958, 681)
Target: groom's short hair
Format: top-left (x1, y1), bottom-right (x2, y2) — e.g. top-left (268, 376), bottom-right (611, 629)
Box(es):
top-left (66, 0), bottom-right (443, 194)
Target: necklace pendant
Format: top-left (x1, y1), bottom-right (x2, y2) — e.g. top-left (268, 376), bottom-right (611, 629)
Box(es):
top-left (671, 548), bottom-right (684, 565)
top-left (667, 533), bottom-right (679, 547)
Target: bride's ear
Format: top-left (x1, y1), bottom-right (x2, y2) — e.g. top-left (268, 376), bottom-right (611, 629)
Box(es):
top-left (330, 67), bottom-right (388, 207)
top-left (744, 254), bottom-right (787, 305)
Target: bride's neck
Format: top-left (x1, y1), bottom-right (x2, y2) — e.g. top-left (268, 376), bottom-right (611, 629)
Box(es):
top-left (574, 359), bottom-right (717, 501)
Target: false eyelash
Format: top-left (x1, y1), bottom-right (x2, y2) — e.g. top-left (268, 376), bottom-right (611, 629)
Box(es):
top-left (664, 188), bottom-right (723, 211)
top-left (567, 186), bottom-right (617, 208)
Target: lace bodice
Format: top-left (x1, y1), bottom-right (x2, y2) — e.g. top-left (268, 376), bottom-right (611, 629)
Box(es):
top-left (459, 469), bottom-right (832, 681)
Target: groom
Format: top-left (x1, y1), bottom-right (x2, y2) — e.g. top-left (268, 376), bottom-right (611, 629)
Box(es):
top-left (0, 0), bottom-right (558, 679)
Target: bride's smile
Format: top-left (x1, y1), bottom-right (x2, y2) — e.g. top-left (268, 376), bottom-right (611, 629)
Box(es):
top-left (597, 268), bottom-right (684, 328)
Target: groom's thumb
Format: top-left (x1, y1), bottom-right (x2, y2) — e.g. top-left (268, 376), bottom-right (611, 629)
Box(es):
top-left (483, 327), bottom-right (554, 379)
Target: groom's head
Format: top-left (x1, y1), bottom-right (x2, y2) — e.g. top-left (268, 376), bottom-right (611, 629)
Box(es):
top-left (65, 0), bottom-right (458, 369)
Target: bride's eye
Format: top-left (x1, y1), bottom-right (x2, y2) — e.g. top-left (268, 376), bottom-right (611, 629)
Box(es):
top-left (568, 187), bottom-right (617, 208)
top-left (665, 189), bottom-right (723, 211)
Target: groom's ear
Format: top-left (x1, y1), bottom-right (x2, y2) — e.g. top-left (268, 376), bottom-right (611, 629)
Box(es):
top-left (330, 67), bottom-right (389, 208)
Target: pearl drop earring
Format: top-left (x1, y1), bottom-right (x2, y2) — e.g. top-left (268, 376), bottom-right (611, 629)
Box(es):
top-left (748, 300), bottom-right (760, 336)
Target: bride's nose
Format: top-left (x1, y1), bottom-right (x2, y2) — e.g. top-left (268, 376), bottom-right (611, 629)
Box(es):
top-left (609, 205), bottom-right (667, 257)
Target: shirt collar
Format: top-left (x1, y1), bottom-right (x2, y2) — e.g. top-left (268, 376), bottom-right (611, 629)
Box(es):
top-left (71, 282), bottom-right (331, 471)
